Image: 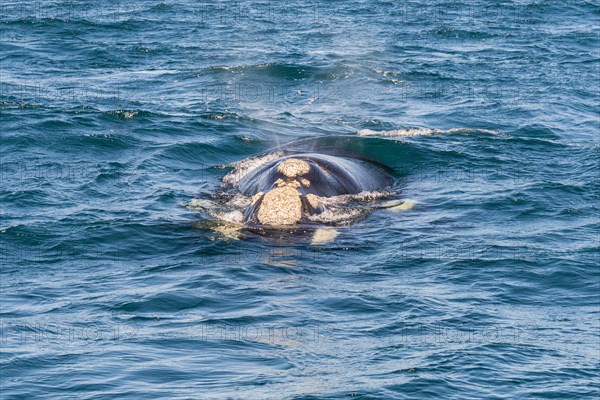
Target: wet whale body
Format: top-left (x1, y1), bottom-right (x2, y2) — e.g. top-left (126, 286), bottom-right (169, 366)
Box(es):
top-left (237, 153), bottom-right (393, 198)
top-left (187, 139), bottom-right (415, 242)
top-left (223, 152), bottom-right (394, 226)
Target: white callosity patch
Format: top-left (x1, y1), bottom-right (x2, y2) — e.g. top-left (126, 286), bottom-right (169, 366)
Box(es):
top-left (251, 158), bottom-right (311, 226)
top-left (251, 192), bottom-right (264, 205)
top-left (277, 158), bottom-right (310, 178)
top-left (274, 178), bottom-right (301, 189)
top-left (257, 185), bottom-right (302, 225)
top-left (305, 193), bottom-right (321, 209)
top-left (357, 127), bottom-right (500, 137)
top-left (221, 151), bottom-right (284, 187)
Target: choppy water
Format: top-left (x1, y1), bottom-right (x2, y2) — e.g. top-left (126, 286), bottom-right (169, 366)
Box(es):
top-left (1, 1), bottom-right (599, 398)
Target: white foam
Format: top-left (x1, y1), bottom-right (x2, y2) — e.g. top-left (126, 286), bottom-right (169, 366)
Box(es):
top-left (226, 193), bottom-right (252, 208)
top-left (107, 110), bottom-right (138, 119)
top-left (214, 210), bottom-right (244, 223)
top-left (212, 223), bottom-right (243, 240)
top-left (388, 199), bottom-right (417, 212)
top-left (185, 198), bottom-right (215, 210)
top-left (306, 208), bottom-right (363, 223)
top-left (320, 190), bottom-right (395, 206)
top-left (311, 228), bottom-right (339, 245)
top-left (357, 127), bottom-right (500, 137)
top-left (185, 198), bottom-right (246, 223)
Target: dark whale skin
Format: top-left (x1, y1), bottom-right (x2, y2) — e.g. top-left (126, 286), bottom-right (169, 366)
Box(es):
top-left (237, 153), bottom-right (394, 198)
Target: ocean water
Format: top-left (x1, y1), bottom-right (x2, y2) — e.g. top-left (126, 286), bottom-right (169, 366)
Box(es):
top-left (1, 1), bottom-right (599, 398)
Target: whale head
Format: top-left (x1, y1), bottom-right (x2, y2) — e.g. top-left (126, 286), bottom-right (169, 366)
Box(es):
top-left (245, 158), bottom-right (322, 226)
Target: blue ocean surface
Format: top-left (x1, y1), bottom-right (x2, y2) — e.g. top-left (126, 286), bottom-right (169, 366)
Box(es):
top-left (1, 1), bottom-right (599, 398)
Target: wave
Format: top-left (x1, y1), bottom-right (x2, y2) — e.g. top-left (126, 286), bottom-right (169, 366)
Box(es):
top-left (357, 127), bottom-right (501, 137)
